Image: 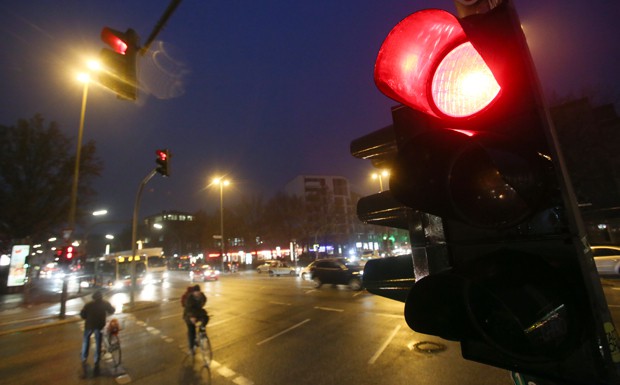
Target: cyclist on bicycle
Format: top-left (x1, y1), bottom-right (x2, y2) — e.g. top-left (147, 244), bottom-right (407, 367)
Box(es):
top-left (183, 284), bottom-right (209, 354)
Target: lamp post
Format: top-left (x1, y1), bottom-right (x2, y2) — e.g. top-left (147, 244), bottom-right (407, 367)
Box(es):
top-left (371, 169), bottom-right (390, 192)
top-left (61, 62), bottom-right (99, 319)
top-left (212, 177), bottom-right (230, 271)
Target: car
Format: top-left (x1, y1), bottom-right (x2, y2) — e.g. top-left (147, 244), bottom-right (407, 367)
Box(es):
top-left (257, 260), bottom-right (296, 276)
top-left (256, 261), bottom-right (278, 274)
top-left (299, 261), bottom-right (317, 280)
top-left (592, 245), bottom-right (620, 276)
top-left (310, 258), bottom-right (364, 291)
top-left (190, 265), bottom-right (220, 282)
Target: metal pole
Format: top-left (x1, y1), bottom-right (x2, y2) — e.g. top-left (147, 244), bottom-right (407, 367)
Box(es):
top-left (61, 81), bottom-right (88, 319)
top-left (130, 169), bottom-right (157, 307)
top-left (220, 182), bottom-right (225, 271)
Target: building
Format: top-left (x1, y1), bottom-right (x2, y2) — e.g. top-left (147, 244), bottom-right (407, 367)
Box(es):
top-left (142, 210), bottom-right (200, 256)
top-left (283, 175), bottom-right (404, 258)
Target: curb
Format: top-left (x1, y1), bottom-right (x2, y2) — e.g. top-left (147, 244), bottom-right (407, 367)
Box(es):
top-left (0, 315), bottom-right (81, 336)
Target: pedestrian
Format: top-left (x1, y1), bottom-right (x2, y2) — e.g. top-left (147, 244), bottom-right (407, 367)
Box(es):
top-left (182, 284), bottom-right (209, 354)
top-left (80, 290), bottom-right (115, 374)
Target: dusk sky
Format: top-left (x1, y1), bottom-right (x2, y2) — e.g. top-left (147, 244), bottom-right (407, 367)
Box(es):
top-left (1, 1), bottom-right (619, 233)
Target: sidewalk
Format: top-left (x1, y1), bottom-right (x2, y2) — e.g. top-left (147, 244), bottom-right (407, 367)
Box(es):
top-left (0, 279), bottom-right (95, 335)
top-left (0, 278), bottom-right (161, 336)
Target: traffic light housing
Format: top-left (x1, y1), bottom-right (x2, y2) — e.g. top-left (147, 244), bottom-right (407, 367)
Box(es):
top-left (354, 1), bottom-right (620, 383)
top-left (155, 149), bottom-right (170, 176)
top-left (99, 27), bottom-right (139, 100)
top-left (57, 246), bottom-right (76, 266)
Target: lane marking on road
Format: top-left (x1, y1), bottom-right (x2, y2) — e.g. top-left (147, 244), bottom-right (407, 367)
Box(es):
top-left (368, 324), bottom-right (401, 365)
top-left (305, 289), bottom-right (317, 294)
top-left (233, 376), bottom-right (254, 385)
top-left (314, 306), bottom-right (344, 312)
top-left (146, 326), bottom-right (161, 335)
top-left (353, 291), bottom-right (365, 297)
top-left (115, 374), bottom-right (131, 384)
top-left (270, 301), bottom-right (292, 306)
top-left (209, 316), bottom-right (239, 327)
top-left (218, 366), bottom-right (237, 378)
top-left (256, 318), bottom-right (311, 346)
top-left (375, 313), bottom-right (403, 318)
top-left (160, 312), bottom-right (183, 320)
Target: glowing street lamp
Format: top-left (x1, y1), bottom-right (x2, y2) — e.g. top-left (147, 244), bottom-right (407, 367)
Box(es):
top-left (212, 177), bottom-right (230, 269)
top-left (371, 169), bottom-right (390, 192)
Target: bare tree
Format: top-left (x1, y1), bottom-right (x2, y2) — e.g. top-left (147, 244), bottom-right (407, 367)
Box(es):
top-left (0, 114), bottom-right (103, 246)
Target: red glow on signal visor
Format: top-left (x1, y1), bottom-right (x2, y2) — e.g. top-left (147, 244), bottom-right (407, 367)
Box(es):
top-left (101, 27), bottom-right (128, 55)
top-left (157, 151), bottom-right (167, 160)
top-left (374, 9), bottom-right (500, 119)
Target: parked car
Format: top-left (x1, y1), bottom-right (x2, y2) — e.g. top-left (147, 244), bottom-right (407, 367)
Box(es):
top-left (592, 245), bottom-right (620, 276)
top-left (257, 261), bottom-right (296, 276)
top-left (310, 258), bottom-right (363, 291)
top-left (190, 265), bottom-right (220, 282)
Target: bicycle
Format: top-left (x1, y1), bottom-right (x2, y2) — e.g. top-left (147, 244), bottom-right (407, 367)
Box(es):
top-left (102, 318), bottom-right (122, 369)
top-left (192, 320), bottom-right (212, 367)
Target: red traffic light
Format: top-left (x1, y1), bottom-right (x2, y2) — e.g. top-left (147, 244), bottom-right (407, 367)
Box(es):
top-left (101, 27), bottom-right (129, 55)
top-left (374, 9), bottom-right (500, 120)
top-left (66, 246), bottom-right (74, 259)
top-left (156, 150), bottom-right (168, 161)
top-left (155, 149), bottom-right (170, 177)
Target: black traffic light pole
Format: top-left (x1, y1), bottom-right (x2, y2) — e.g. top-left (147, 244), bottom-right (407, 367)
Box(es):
top-left (140, 0), bottom-right (183, 56)
top-left (129, 169), bottom-right (157, 308)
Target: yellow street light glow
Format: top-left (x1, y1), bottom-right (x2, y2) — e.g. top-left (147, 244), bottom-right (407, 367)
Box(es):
top-left (77, 72), bottom-right (90, 83)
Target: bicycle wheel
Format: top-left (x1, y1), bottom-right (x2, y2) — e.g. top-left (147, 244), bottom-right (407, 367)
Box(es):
top-left (108, 334), bottom-right (122, 368)
top-left (198, 333), bottom-right (212, 367)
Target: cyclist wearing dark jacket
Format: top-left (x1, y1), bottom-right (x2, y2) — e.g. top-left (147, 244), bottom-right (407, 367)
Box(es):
top-left (183, 284), bottom-right (208, 353)
top-left (80, 290), bottom-right (115, 372)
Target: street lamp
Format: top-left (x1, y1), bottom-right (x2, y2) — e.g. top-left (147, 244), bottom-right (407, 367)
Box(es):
top-left (212, 177), bottom-right (230, 270)
top-left (371, 169), bottom-right (390, 192)
top-left (61, 63), bottom-right (98, 318)
top-left (104, 234), bottom-right (114, 254)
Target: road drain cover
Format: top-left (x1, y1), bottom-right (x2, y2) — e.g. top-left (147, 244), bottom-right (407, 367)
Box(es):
top-left (412, 341), bottom-right (447, 354)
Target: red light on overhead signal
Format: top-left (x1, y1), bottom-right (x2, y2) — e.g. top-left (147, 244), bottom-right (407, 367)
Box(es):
top-left (101, 27), bottom-right (128, 55)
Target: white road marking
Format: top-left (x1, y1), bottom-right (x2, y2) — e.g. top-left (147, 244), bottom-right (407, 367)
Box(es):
top-left (256, 319), bottom-right (311, 346)
top-left (270, 301), bottom-right (292, 306)
top-left (160, 312), bottom-right (183, 320)
top-left (218, 366), bottom-right (237, 378)
top-left (314, 306), bottom-right (344, 312)
top-left (368, 324), bottom-right (401, 365)
top-left (233, 376), bottom-right (254, 385)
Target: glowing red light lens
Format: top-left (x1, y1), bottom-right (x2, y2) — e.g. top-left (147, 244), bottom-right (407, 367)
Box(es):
top-left (101, 27), bottom-right (128, 55)
top-left (111, 37), bottom-right (128, 55)
top-left (431, 42), bottom-right (500, 118)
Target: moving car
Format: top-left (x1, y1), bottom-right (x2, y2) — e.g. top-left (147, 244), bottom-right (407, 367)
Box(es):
top-left (299, 261), bottom-right (317, 280)
top-left (190, 265), bottom-right (220, 282)
top-left (257, 260), bottom-right (296, 276)
top-left (310, 258), bottom-right (363, 291)
top-left (592, 245), bottom-right (620, 276)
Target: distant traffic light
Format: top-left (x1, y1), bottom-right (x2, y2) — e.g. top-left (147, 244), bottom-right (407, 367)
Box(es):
top-left (354, 1), bottom-right (620, 384)
top-left (65, 246), bottom-right (74, 260)
top-left (155, 149), bottom-right (170, 176)
top-left (99, 27), bottom-right (139, 100)
top-left (57, 246), bottom-right (76, 266)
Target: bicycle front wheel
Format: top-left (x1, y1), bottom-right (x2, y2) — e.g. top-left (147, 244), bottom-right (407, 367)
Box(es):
top-left (108, 334), bottom-right (122, 367)
top-left (198, 334), bottom-right (212, 367)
